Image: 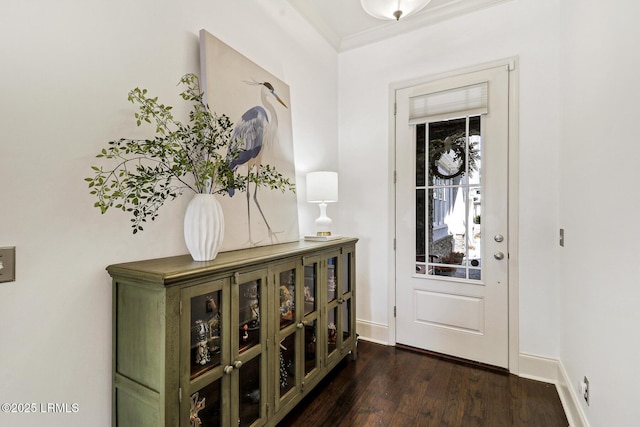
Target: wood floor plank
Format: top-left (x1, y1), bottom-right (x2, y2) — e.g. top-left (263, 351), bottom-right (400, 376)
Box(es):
top-left (277, 341), bottom-right (568, 427)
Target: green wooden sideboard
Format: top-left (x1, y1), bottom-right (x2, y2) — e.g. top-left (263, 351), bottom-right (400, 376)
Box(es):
top-left (107, 237), bottom-right (358, 427)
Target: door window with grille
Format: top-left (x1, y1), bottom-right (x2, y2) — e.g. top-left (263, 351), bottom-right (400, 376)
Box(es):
top-left (415, 116), bottom-right (482, 280)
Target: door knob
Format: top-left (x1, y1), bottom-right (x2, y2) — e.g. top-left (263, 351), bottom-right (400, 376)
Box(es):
top-left (494, 251), bottom-right (505, 260)
top-left (494, 234), bottom-right (504, 243)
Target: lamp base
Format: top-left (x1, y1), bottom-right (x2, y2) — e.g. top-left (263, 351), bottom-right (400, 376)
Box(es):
top-left (304, 234), bottom-right (343, 242)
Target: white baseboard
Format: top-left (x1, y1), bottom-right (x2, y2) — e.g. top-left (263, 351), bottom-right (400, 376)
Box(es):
top-left (519, 353), bottom-right (589, 427)
top-left (518, 352), bottom-right (561, 382)
top-left (556, 359), bottom-right (590, 427)
top-left (355, 319), bottom-right (389, 345)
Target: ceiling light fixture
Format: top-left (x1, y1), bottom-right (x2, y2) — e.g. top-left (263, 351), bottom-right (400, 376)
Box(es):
top-left (361, 0), bottom-right (432, 21)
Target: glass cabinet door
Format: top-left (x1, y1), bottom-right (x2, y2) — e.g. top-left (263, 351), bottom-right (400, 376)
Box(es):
top-left (325, 248), bottom-right (356, 366)
top-left (237, 354), bottom-right (263, 427)
top-left (302, 260), bottom-right (320, 380)
top-left (339, 249), bottom-right (354, 348)
top-left (190, 291), bottom-right (223, 379)
top-left (325, 252), bottom-right (340, 363)
top-left (272, 262), bottom-right (302, 410)
top-left (188, 379), bottom-right (222, 427)
top-left (233, 269), bottom-right (268, 427)
top-left (181, 279), bottom-right (228, 427)
top-left (237, 277), bottom-right (261, 355)
top-left (273, 258), bottom-right (323, 416)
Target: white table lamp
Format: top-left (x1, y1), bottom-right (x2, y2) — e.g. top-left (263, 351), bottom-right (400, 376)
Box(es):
top-left (306, 171), bottom-right (339, 238)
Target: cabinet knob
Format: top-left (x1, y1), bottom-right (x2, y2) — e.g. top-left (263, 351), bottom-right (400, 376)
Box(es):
top-left (337, 298), bottom-right (345, 304)
top-left (224, 360), bottom-right (242, 374)
top-left (297, 320), bottom-right (310, 329)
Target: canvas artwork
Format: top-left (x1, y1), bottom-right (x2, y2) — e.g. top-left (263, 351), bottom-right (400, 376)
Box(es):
top-left (199, 29), bottom-right (299, 251)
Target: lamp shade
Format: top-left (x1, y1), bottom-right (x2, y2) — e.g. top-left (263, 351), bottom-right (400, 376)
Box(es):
top-left (306, 171), bottom-right (338, 203)
top-left (361, 0), bottom-right (432, 20)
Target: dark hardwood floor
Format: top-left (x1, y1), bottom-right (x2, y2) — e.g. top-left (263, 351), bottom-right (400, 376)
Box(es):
top-left (277, 341), bottom-right (568, 427)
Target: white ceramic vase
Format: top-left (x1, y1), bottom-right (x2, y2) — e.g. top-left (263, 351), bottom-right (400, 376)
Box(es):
top-left (184, 194), bottom-right (225, 261)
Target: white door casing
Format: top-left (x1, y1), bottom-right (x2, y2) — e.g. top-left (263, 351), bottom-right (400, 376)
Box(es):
top-left (395, 63), bottom-right (512, 368)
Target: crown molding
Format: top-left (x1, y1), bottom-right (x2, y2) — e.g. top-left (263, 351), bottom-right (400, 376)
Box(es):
top-left (288, 0), bottom-right (512, 52)
top-left (341, 0), bottom-right (511, 51)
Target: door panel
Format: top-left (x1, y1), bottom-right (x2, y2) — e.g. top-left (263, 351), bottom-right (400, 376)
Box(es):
top-left (395, 65), bottom-right (510, 368)
top-left (414, 290), bottom-right (484, 333)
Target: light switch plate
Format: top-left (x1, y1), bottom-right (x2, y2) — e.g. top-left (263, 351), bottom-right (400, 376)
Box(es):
top-left (0, 247), bottom-right (16, 283)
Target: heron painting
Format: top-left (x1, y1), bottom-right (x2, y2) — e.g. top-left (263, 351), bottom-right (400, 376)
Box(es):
top-left (199, 30), bottom-right (299, 250)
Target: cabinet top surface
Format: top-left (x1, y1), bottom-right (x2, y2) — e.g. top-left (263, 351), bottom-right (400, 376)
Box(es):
top-left (107, 237), bottom-right (357, 285)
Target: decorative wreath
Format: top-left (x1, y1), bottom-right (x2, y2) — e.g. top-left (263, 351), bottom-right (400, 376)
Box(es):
top-left (429, 132), bottom-right (479, 180)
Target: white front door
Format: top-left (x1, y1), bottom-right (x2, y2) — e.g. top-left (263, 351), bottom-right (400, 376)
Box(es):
top-left (395, 64), bottom-right (511, 368)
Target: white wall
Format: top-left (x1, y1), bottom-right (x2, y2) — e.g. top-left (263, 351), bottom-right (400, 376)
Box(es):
top-left (0, 1), bottom-right (337, 425)
top-left (559, 1), bottom-right (640, 425)
top-left (339, 0), bottom-right (562, 356)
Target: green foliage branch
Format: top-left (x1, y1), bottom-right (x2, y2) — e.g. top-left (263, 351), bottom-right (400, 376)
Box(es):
top-left (86, 73), bottom-right (295, 234)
